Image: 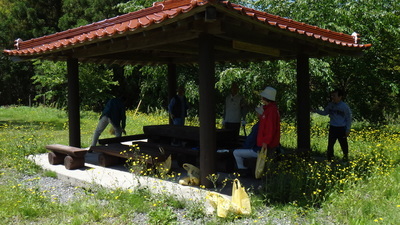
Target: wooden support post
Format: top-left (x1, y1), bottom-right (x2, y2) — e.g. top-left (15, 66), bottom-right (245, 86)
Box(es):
top-left (296, 54), bottom-right (311, 154)
top-left (67, 58), bottom-right (81, 147)
top-left (167, 63), bottom-right (177, 125)
top-left (199, 33), bottom-right (216, 188)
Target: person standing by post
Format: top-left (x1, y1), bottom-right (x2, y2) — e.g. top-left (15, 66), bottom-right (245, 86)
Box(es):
top-left (257, 86), bottom-right (280, 160)
top-left (90, 96), bottom-right (127, 147)
top-left (223, 82), bottom-right (245, 143)
top-left (168, 86), bottom-right (189, 126)
top-left (313, 89), bottom-right (352, 161)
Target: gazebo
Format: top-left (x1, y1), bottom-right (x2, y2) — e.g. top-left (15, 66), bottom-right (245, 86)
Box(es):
top-left (4, 0), bottom-right (371, 187)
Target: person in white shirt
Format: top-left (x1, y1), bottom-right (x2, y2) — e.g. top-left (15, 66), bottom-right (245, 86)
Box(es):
top-left (223, 83), bottom-right (245, 144)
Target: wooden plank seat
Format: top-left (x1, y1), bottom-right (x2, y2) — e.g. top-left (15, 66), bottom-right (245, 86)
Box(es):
top-left (98, 134), bottom-right (148, 145)
top-left (46, 144), bottom-right (87, 170)
top-left (136, 142), bottom-right (199, 156)
top-left (143, 125), bottom-right (237, 148)
top-left (90, 143), bottom-right (167, 167)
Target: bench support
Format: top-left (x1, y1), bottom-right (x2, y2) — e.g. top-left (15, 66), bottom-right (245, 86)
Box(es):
top-left (98, 153), bottom-right (125, 167)
top-left (64, 155), bottom-right (85, 170)
top-left (48, 152), bottom-right (65, 165)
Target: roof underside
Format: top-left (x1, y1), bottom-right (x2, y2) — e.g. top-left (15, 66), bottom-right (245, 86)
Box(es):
top-left (4, 0), bottom-right (371, 65)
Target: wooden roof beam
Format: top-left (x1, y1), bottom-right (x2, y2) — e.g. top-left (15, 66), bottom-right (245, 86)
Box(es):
top-left (72, 26), bottom-right (200, 58)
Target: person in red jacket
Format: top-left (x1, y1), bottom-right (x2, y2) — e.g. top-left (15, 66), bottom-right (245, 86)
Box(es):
top-left (257, 86), bottom-right (280, 159)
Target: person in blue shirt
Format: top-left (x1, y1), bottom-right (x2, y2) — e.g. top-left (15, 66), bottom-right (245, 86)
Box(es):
top-left (313, 89), bottom-right (352, 161)
top-left (90, 96), bottom-right (127, 147)
top-left (233, 106), bottom-right (263, 175)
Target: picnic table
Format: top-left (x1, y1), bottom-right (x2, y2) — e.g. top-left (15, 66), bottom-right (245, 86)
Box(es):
top-left (92, 125), bottom-right (238, 172)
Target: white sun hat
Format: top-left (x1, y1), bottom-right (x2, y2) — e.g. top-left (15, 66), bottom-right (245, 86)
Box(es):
top-left (260, 86), bottom-right (276, 101)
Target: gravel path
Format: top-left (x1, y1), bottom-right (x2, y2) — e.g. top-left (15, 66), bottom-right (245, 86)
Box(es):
top-left (19, 174), bottom-right (298, 224)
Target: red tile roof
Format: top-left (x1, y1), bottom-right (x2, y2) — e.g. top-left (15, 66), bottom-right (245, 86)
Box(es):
top-left (4, 0), bottom-right (371, 58)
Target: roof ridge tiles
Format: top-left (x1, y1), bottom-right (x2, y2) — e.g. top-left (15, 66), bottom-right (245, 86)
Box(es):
top-left (224, 1), bottom-right (354, 43)
top-left (157, 0), bottom-right (207, 10)
top-left (5, 0), bottom-right (371, 57)
top-left (17, 4), bottom-right (165, 49)
top-left (138, 17), bottom-right (152, 27)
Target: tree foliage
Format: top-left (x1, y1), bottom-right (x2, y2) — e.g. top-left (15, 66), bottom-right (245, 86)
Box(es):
top-left (229, 0), bottom-right (400, 122)
top-left (32, 60), bottom-right (118, 110)
top-left (2, 0), bottom-right (62, 42)
top-left (0, 0), bottom-right (399, 123)
top-left (116, 0), bottom-right (154, 13)
top-left (0, 0), bottom-right (62, 106)
top-left (58, 0), bottom-right (125, 29)
top-left (0, 55), bottom-right (34, 105)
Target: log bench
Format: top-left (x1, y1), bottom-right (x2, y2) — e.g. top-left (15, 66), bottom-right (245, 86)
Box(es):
top-left (46, 144), bottom-right (87, 170)
top-left (90, 143), bottom-right (167, 167)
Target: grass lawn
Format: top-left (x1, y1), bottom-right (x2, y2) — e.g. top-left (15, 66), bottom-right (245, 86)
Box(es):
top-left (1, 106), bottom-right (399, 224)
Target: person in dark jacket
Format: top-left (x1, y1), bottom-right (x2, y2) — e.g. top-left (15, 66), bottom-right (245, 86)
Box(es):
top-left (168, 86), bottom-right (189, 126)
top-left (90, 96), bottom-right (126, 147)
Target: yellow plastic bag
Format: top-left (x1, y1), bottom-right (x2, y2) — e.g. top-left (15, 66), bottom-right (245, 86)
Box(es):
top-left (205, 192), bottom-right (232, 218)
top-left (179, 163), bottom-right (200, 186)
top-left (205, 179), bottom-right (251, 218)
top-left (178, 176), bottom-right (200, 186)
top-left (255, 147), bottom-right (267, 179)
top-left (216, 193), bottom-right (232, 217)
top-left (183, 163), bottom-right (200, 179)
top-left (231, 179), bottom-right (251, 215)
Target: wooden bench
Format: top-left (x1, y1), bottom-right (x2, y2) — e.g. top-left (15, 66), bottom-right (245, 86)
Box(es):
top-left (90, 143), bottom-right (167, 167)
top-left (135, 141), bottom-right (199, 167)
top-left (134, 141), bottom-right (235, 172)
top-left (143, 125), bottom-right (237, 148)
top-left (46, 144), bottom-right (87, 170)
top-left (142, 125), bottom-right (237, 171)
top-left (95, 126), bottom-right (238, 172)
top-left (98, 134), bottom-right (148, 145)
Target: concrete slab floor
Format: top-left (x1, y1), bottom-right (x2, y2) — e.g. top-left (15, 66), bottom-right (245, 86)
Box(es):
top-left (28, 152), bottom-right (263, 202)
